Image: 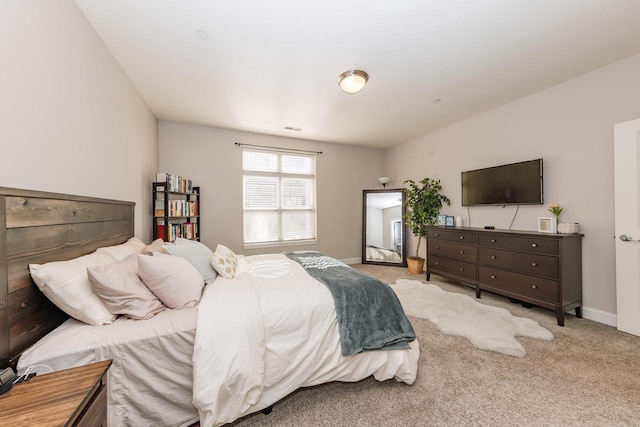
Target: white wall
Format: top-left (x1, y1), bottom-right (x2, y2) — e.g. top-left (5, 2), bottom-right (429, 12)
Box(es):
top-left (159, 121), bottom-right (385, 260)
top-left (386, 53), bottom-right (640, 321)
top-left (0, 1), bottom-right (158, 239)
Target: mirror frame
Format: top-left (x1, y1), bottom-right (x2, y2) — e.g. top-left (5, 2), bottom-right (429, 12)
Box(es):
top-left (362, 189), bottom-right (407, 267)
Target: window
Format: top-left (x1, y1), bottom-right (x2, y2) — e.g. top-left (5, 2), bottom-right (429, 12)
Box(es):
top-left (242, 148), bottom-right (317, 247)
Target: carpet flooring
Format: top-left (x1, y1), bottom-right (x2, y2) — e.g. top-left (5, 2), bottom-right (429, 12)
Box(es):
top-left (226, 265), bottom-right (640, 427)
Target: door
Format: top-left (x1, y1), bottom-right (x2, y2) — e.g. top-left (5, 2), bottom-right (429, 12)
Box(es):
top-left (614, 118), bottom-right (640, 336)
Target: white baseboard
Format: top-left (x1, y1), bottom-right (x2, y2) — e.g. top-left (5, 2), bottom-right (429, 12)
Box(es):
top-left (578, 306), bottom-right (617, 327)
top-left (342, 257), bottom-right (361, 265)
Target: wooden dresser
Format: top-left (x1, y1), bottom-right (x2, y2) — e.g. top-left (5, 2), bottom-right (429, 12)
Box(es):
top-left (426, 226), bottom-right (583, 326)
top-left (0, 360), bottom-right (111, 426)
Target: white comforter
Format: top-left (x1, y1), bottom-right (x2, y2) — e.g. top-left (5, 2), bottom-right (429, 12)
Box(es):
top-left (193, 254), bottom-right (419, 426)
top-left (18, 254), bottom-right (418, 427)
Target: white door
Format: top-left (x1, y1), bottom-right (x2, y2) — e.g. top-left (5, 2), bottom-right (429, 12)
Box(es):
top-left (614, 118), bottom-right (640, 336)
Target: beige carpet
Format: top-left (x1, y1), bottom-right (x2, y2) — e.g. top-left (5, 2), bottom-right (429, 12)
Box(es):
top-left (392, 279), bottom-right (553, 357)
top-left (230, 264), bottom-right (640, 427)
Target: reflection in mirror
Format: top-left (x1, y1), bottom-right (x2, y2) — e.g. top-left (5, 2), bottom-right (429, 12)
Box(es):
top-left (362, 189), bottom-right (407, 266)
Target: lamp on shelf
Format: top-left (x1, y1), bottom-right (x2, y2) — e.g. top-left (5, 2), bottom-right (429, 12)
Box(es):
top-left (378, 177), bottom-right (390, 188)
top-left (338, 70), bottom-right (369, 94)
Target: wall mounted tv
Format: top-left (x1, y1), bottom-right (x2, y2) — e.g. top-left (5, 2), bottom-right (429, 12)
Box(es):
top-left (461, 158), bottom-right (543, 206)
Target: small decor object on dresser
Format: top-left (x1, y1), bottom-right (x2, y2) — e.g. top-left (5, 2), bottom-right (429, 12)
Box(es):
top-left (445, 216), bottom-right (455, 227)
top-left (558, 222), bottom-right (581, 234)
top-left (547, 202), bottom-right (564, 224)
top-left (537, 217), bottom-right (557, 233)
top-left (153, 173), bottom-right (200, 243)
top-left (437, 214), bottom-right (447, 226)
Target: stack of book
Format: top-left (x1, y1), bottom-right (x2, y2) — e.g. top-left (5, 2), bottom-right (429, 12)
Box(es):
top-left (155, 221), bottom-right (198, 242)
top-left (154, 200), bottom-right (198, 217)
top-left (156, 172), bottom-right (194, 193)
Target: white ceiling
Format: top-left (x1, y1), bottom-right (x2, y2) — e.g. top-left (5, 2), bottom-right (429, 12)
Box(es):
top-left (75, 0), bottom-right (640, 149)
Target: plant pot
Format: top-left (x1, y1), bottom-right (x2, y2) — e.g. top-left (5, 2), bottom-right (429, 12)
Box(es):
top-left (407, 257), bottom-right (425, 274)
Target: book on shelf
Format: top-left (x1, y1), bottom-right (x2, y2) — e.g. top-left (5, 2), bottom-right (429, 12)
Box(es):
top-left (155, 218), bottom-right (198, 242)
top-left (154, 200), bottom-right (164, 217)
top-left (156, 172), bottom-right (194, 193)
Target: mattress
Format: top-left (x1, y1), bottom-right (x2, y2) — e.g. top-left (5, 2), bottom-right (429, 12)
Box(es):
top-left (18, 305), bottom-right (199, 426)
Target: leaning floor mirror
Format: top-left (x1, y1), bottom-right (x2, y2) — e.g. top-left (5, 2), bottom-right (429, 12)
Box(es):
top-left (362, 189), bottom-right (407, 266)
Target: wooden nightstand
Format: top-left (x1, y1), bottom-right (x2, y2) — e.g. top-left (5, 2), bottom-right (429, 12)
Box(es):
top-left (0, 360), bottom-right (111, 427)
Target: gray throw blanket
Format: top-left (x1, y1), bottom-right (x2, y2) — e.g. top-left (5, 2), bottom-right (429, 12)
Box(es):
top-left (284, 251), bottom-right (416, 356)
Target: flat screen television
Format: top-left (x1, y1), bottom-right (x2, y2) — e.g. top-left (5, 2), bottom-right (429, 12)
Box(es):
top-left (461, 159), bottom-right (543, 206)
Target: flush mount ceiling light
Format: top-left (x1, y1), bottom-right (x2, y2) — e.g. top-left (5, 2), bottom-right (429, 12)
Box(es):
top-left (338, 69), bottom-right (369, 94)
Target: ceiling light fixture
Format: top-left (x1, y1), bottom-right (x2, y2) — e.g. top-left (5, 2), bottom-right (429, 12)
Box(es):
top-left (338, 69), bottom-right (369, 94)
top-left (196, 30), bottom-right (209, 40)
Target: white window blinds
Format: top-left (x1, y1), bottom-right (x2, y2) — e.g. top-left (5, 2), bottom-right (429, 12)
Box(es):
top-left (242, 148), bottom-right (317, 246)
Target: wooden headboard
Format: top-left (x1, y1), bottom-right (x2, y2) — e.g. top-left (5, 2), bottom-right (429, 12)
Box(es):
top-left (0, 187), bottom-right (135, 368)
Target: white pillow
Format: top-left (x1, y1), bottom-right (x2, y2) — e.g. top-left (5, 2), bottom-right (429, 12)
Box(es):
top-left (211, 244), bottom-right (238, 279)
top-left (137, 253), bottom-right (204, 309)
top-left (29, 251), bottom-right (118, 325)
top-left (97, 237), bottom-right (147, 261)
top-left (87, 254), bottom-right (165, 320)
top-left (163, 238), bottom-right (217, 284)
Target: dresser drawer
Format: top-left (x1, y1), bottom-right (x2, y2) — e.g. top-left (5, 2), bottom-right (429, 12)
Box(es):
top-left (479, 234), bottom-right (558, 255)
top-left (479, 266), bottom-right (558, 302)
top-left (428, 228), bottom-right (478, 244)
top-left (428, 240), bottom-right (477, 263)
top-left (478, 247), bottom-right (558, 278)
top-left (428, 256), bottom-right (477, 281)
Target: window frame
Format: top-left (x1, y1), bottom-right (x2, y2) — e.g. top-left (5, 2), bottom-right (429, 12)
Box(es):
top-left (241, 147), bottom-right (318, 249)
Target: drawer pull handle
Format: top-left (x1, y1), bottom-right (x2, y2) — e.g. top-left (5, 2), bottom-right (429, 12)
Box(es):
top-left (460, 250), bottom-right (464, 254)
top-left (435, 246), bottom-right (439, 250)
top-left (459, 236), bottom-right (464, 240)
top-left (435, 233), bottom-right (439, 236)
top-left (531, 243), bottom-right (538, 248)
top-left (491, 275), bottom-right (496, 279)
top-left (491, 239), bottom-right (496, 243)
top-left (491, 255), bottom-right (496, 260)
top-left (459, 268), bottom-right (464, 272)
top-left (531, 262), bottom-right (537, 266)
top-left (20, 302), bottom-right (27, 308)
top-left (435, 262), bottom-right (439, 265)
top-left (531, 285), bottom-right (538, 289)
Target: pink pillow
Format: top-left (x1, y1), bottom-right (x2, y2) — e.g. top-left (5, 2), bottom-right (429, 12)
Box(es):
top-left (137, 253), bottom-right (204, 309)
top-left (88, 254), bottom-right (165, 320)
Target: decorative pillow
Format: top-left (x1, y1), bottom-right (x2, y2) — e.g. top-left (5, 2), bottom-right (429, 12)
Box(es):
top-left (137, 253), bottom-right (204, 309)
top-left (163, 238), bottom-right (217, 284)
top-left (87, 254), bottom-right (164, 320)
top-left (211, 244), bottom-right (238, 279)
top-left (97, 237), bottom-right (147, 261)
top-left (143, 238), bottom-right (169, 255)
top-left (29, 251), bottom-right (118, 325)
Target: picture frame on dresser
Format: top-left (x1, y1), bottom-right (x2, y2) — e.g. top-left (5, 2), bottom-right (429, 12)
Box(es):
top-left (537, 217), bottom-right (557, 233)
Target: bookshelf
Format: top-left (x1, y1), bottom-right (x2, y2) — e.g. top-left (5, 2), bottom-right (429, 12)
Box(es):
top-left (152, 174), bottom-right (200, 242)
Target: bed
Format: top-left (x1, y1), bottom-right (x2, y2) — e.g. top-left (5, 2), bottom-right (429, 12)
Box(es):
top-left (0, 187), bottom-right (419, 427)
top-left (365, 244), bottom-right (402, 262)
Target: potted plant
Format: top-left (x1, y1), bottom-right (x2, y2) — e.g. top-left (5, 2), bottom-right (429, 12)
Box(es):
top-left (403, 178), bottom-right (451, 274)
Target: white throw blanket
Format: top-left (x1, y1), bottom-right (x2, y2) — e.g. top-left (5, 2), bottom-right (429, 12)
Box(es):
top-left (193, 254), bottom-right (419, 427)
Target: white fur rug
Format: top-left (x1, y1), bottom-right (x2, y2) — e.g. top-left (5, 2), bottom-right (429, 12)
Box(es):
top-left (392, 279), bottom-right (554, 357)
